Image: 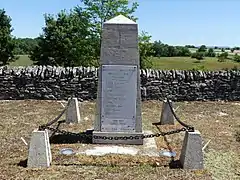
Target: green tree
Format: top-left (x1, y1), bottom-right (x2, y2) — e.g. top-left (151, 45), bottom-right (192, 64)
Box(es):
top-left (14, 38), bottom-right (39, 55)
top-left (152, 40), bottom-right (163, 57)
top-left (206, 48), bottom-right (216, 57)
top-left (0, 9), bottom-right (17, 65)
top-left (233, 53), bottom-right (240, 62)
top-left (176, 46), bottom-right (191, 56)
top-left (30, 9), bottom-right (98, 67)
top-left (79, 0), bottom-right (139, 39)
top-left (138, 31), bottom-right (154, 69)
top-left (191, 52), bottom-right (204, 60)
top-left (31, 0), bottom-right (140, 67)
top-left (185, 45), bottom-right (196, 48)
top-left (78, 0), bottom-right (139, 61)
top-left (198, 45), bottom-right (207, 52)
top-left (167, 46), bottom-right (177, 57)
top-left (217, 52), bottom-right (228, 62)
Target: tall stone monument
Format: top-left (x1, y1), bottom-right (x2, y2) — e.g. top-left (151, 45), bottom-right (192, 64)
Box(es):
top-left (92, 15), bottom-right (143, 145)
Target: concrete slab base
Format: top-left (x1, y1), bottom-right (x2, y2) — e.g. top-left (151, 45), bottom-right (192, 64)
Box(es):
top-left (27, 129), bottom-right (52, 168)
top-left (78, 131), bottom-right (158, 157)
top-left (92, 131), bottom-right (144, 145)
top-left (180, 130), bottom-right (204, 169)
top-left (66, 98), bottom-right (81, 124)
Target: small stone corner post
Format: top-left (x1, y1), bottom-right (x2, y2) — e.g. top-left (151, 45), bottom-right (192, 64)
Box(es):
top-left (180, 130), bottom-right (204, 169)
top-left (27, 129), bottom-right (52, 168)
top-left (93, 14), bottom-right (143, 145)
top-left (159, 99), bottom-right (174, 125)
top-left (66, 97), bottom-right (81, 124)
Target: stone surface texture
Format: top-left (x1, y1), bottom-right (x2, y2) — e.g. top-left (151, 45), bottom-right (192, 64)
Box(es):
top-left (1, 67), bottom-right (240, 101)
top-left (27, 129), bottom-right (52, 168)
top-left (66, 97), bottom-right (81, 123)
top-left (160, 99), bottom-right (174, 125)
top-left (78, 131), bottom-right (158, 156)
top-left (180, 130), bottom-right (204, 169)
top-left (93, 15), bottom-right (143, 145)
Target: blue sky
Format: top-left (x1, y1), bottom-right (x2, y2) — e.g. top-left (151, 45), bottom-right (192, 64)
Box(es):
top-left (1, 0), bottom-right (240, 47)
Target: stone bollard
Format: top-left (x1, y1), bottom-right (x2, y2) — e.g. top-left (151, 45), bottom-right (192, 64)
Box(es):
top-left (27, 129), bottom-right (52, 168)
top-left (66, 97), bottom-right (81, 124)
top-left (159, 99), bottom-right (174, 125)
top-left (180, 130), bottom-right (204, 169)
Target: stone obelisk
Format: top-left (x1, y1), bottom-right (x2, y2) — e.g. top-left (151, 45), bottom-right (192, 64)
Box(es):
top-left (92, 15), bottom-right (143, 145)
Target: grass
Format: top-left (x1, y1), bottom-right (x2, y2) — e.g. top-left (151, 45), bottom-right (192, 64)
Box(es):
top-left (8, 55), bottom-right (240, 71)
top-left (151, 57), bottom-right (240, 71)
top-left (0, 100), bottom-right (239, 179)
top-left (10, 55), bottom-right (33, 66)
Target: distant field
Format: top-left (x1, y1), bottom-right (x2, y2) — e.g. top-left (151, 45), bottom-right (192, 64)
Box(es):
top-left (189, 48), bottom-right (236, 56)
top-left (10, 54), bottom-right (240, 71)
top-left (151, 57), bottom-right (240, 71)
top-left (10, 55), bottom-right (33, 66)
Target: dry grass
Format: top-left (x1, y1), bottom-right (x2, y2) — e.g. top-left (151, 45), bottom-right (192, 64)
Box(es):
top-left (0, 100), bottom-right (239, 180)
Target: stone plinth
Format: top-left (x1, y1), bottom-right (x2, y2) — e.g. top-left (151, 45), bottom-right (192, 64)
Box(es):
top-left (160, 99), bottom-right (174, 125)
top-left (180, 130), bottom-right (204, 169)
top-left (27, 129), bottom-right (52, 168)
top-left (93, 15), bottom-right (143, 145)
top-left (66, 97), bottom-right (80, 124)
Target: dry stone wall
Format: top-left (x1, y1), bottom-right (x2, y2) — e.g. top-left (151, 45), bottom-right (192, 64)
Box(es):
top-left (1, 66), bottom-right (240, 101)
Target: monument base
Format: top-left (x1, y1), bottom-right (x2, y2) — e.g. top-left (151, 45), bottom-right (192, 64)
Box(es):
top-left (92, 131), bottom-right (144, 145)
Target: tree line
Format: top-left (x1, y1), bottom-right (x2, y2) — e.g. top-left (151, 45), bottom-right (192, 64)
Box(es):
top-left (1, 0), bottom-right (240, 68)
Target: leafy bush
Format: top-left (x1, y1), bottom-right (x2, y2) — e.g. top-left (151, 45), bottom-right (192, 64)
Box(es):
top-left (139, 31), bottom-right (154, 69)
top-left (217, 52), bottom-right (228, 62)
top-left (206, 48), bottom-right (216, 57)
top-left (191, 52), bottom-right (204, 60)
top-left (233, 54), bottom-right (240, 62)
top-left (0, 9), bottom-right (17, 65)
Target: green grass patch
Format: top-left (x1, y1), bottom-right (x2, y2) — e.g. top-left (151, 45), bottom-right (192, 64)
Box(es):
top-left (151, 57), bottom-right (240, 71)
top-left (9, 55), bottom-right (240, 71)
top-left (10, 55), bottom-right (33, 66)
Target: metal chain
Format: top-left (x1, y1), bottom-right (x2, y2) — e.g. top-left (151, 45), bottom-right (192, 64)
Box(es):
top-left (39, 95), bottom-right (74, 131)
top-left (38, 95), bottom-right (192, 140)
top-left (43, 126), bottom-right (187, 140)
top-left (166, 98), bottom-right (195, 132)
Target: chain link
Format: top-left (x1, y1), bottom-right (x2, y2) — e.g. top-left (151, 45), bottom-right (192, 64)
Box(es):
top-left (38, 96), bottom-right (192, 140)
top-left (41, 125), bottom-right (187, 140)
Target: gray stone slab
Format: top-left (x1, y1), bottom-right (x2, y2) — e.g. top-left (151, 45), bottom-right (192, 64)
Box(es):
top-left (27, 129), bottom-right (51, 168)
top-left (79, 131), bottom-right (158, 156)
top-left (180, 130), bottom-right (204, 169)
top-left (160, 99), bottom-right (174, 125)
top-left (93, 15), bottom-right (142, 145)
top-left (100, 65), bottom-right (137, 132)
top-left (66, 97), bottom-right (80, 124)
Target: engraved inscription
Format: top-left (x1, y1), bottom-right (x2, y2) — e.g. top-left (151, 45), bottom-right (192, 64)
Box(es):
top-left (101, 65), bottom-right (137, 132)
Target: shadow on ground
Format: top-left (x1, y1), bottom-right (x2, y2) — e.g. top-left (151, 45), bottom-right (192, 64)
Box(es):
top-left (17, 159), bottom-right (28, 168)
top-left (50, 132), bottom-right (92, 144)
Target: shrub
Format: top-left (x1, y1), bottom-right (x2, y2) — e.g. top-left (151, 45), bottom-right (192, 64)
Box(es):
top-left (191, 52), bottom-right (204, 60)
top-left (233, 54), bottom-right (240, 62)
top-left (217, 52), bottom-right (228, 62)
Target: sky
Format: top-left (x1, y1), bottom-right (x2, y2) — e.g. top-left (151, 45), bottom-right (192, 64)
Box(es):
top-left (1, 0), bottom-right (240, 47)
